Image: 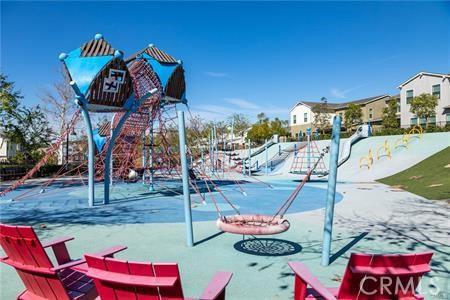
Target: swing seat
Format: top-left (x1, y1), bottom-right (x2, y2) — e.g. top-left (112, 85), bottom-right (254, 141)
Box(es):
top-left (216, 215), bottom-right (290, 235)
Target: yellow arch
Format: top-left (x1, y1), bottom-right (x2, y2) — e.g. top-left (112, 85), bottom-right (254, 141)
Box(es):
top-left (394, 134), bottom-right (410, 149)
top-left (376, 140), bottom-right (391, 160)
top-left (359, 148), bottom-right (374, 169)
top-left (408, 125), bottom-right (423, 139)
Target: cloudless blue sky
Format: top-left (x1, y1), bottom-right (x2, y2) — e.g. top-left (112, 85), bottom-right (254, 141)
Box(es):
top-left (1, 1), bottom-right (449, 121)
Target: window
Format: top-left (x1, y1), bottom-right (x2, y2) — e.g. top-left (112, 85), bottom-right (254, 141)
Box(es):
top-left (432, 84), bottom-right (440, 99)
top-left (304, 113), bottom-right (308, 123)
top-left (419, 117), bottom-right (426, 125)
top-left (428, 116), bottom-right (436, 124)
top-left (396, 99), bottom-right (401, 113)
top-left (406, 90), bottom-right (413, 104)
top-left (369, 108), bottom-right (373, 119)
top-left (293, 114), bottom-right (297, 124)
top-left (446, 114), bottom-right (450, 125)
top-left (410, 117), bottom-right (417, 125)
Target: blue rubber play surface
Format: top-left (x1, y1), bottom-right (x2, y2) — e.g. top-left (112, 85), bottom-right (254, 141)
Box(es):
top-left (0, 179), bottom-right (342, 225)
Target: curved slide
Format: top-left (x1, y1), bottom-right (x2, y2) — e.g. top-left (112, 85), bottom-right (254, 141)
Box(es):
top-left (321, 124), bottom-right (371, 176)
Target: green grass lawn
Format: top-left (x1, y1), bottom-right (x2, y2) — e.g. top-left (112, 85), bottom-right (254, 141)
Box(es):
top-left (378, 146), bottom-right (450, 200)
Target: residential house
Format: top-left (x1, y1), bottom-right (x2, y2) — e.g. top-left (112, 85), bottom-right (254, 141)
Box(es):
top-left (398, 72), bottom-right (450, 128)
top-left (0, 130), bottom-right (21, 162)
top-left (289, 95), bottom-right (392, 138)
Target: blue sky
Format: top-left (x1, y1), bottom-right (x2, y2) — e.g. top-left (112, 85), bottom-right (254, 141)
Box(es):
top-left (1, 1), bottom-right (449, 121)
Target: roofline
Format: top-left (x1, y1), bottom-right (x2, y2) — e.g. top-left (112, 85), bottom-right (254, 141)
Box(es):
top-left (289, 101), bottom-right (313, 112)
top-left (334, 95), bottom-right (391, 109)
top-left (290, 94), bottom-right (392, 113)
top-left (397, 72), bottom-right (450, 88)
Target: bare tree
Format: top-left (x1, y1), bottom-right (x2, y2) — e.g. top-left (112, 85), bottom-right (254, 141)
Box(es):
top-left (40, 67), bottom-right (76, 134)
top-left (39, 67), bottom-right (78, 164)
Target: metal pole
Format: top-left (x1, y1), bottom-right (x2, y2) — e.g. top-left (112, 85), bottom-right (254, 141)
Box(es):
top-left (242, 141), bottom-right (246, 175)
top-left (214, 125), bottom-right (218, 171)
top-left (65, 125), bottom-right (69, 168)
top-left (247, 139), bottom-right (251, 176)
top-left (178, 110), bottom-right (194, 247)
top-left (307, 128), bottom-right (311, 173)
top-left (78, 103), bottom-right (95, 207)
top-left (110, 114), bottom-right (116, 186)
top-left (210, 129), bottom-right (214, 173)
top-left (142, 131), bottom-right (146, 185)
top-left (321, 116), bottom-right (341, 266)
top-left (265, 139), bottom-right (268, 175)
top-left (148, 110), bottom-right (154, 191)
top-left (231, 118), bottom-right (234, 152)
top-left (69, 81), bottom-right (95, 207)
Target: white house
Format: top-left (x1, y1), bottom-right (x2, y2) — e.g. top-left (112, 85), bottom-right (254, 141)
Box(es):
top-left (289, 101), bottom-right (334, 138)
top-left (0, 130), bottom-right (21, 162)
top-left (398, 72), bottom-right (450, 128)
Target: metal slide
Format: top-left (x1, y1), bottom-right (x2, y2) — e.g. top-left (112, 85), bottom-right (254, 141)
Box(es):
top-left (321, 124), bottom-right (371, 176)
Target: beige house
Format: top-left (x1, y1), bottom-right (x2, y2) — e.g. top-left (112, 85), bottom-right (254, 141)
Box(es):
top-left (398, 72), bottom-right (450, 128)
top-left (289, 95), bottom-right (392, 138)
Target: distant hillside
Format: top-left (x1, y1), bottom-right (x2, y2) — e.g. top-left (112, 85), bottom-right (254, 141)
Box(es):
top-left (378, 147), bottom-right (450, 200)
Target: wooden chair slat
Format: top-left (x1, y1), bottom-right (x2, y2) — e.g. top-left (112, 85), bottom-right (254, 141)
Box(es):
top-left (104, 257), bottom-right (137, 299)
top-left (84, 254), bottom-right (118, 299)
top-left (128, 261), bottom-right (159, 300)
top-left (153, 263), bottom-right (184, 300)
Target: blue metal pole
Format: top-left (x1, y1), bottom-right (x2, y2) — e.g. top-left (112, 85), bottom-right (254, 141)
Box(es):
top-left (265, 139), bottom-right (268, 175)
top-left (142, 131), bottom-right (146, 185)
top-left (148, 112), bottom-right (155, 192)
top-left (242, 141), bottom-right (246, 175)
top-left (247, 139), bottom-right (251, 176)
top-left (178, 110), bottom-right (194, 247)
top-left (70, 81), bottom-right (95, 207)
top-left (321, 116), bottom-right (341, 266)
top-left (78, 102), bottom-right (95, 207)
top-left (307, 128), bottom-right (311, 173)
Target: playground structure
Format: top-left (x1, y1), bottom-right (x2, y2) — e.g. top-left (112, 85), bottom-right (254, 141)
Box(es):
top-left (290, 128), bottom-right (328, 176)
top-left (291, 124), bottom-right (371, 176)
top-left (0, 33), bottom-right (346, 265)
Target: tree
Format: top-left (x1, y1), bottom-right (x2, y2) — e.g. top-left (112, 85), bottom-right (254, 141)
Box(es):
top-left (228, 113), bottom-right (250, 137)
top-left (382, 99), bottom-right (399, 129)
top-left (312, 97), bottom-right (331, 134)
top-left (1, 74), bottom-right (21, 127)
top-left (40, 68), bottom-right (76, 133)
top-left (1, 73), bottom-right (53, 163)
top-left (270, 117), bottom-right (289, 136)
top-left (344, 103), bottom-right (362, 131)
top-left (256, 112), bottom-right (269, 124)
top-left (40, 68), bottom-right (78, 164)
top-left (247, 121), bottom-right (271, 143)
top-left (409, 93), bottom-right (438, 127)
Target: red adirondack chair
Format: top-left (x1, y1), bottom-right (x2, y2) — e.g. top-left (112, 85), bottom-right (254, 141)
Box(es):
top-left (84, 254), bottom-right (233, 300)
top-left (0, 224), bottom-right (127, 300)
top-left (289, 252), bottom-right (433, 300)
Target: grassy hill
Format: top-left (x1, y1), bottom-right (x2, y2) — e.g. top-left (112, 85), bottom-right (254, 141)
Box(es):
top-left (378, 146), bottom-right (450, 200)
